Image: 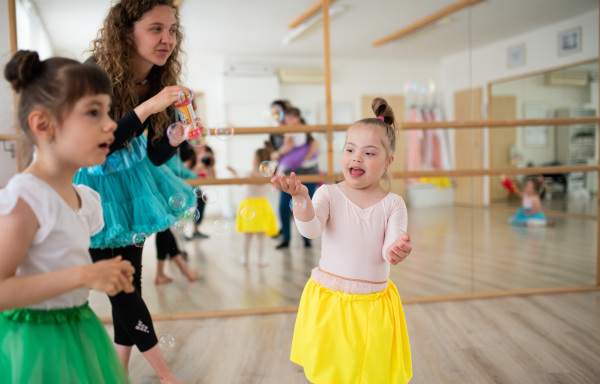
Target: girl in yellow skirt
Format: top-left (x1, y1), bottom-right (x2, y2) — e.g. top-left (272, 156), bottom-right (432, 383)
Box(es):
top-left (272, 98), bottom-right (413, 383)
top-left (235, 144), bottom-right (279, 266)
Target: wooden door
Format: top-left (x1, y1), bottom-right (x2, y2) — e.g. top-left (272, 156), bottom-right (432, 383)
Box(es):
top-left (489, 96), bottom-right (517, 202)
top-left (454, 88), bottom-right (484, 206)
top-left (361, 95), bottom-right (406, 199)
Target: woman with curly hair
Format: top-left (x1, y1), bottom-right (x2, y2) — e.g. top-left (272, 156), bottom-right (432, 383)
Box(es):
top-left (74, 1), bottom-right (192, 382)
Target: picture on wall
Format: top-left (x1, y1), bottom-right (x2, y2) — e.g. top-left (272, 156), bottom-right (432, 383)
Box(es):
top-left (558, 27), bottom-right (581, 56)
top-left (507, 43), bottom-right (526, 69)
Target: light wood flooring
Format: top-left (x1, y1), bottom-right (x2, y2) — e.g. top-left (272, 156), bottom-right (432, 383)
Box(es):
top-left (115, 291), bottom-right (600, 384)
top-left (89, 205), bottom-right (597, 317)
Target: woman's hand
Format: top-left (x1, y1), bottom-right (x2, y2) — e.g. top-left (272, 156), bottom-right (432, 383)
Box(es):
top-left (386, 233), bottom-right (412, 265)
top-left (134, 85), bottom-right (189, 124)
top-left (85, 256), bottom-right (135, 296)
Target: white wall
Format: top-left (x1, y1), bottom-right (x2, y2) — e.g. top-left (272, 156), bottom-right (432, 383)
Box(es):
top-left (441, 10), bottom-right (599, 119)
top-left (0, 1), bottom-right (18, 186)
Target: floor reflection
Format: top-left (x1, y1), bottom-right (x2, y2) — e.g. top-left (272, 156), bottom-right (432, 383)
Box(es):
top-left (89, 204), bottom-right (597, 317)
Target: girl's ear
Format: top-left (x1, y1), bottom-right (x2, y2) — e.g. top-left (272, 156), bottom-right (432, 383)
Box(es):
top-left (28, 110), bottom-right (55, 142)
top-left (385, 155), bottom-right (394, 171)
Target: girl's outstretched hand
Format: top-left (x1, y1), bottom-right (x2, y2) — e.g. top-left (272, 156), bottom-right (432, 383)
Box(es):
top-left (86, 256), bottom-right (135, 296)
top-left (387, 233), bottom-right (412, 265)
top-left (271, 172), bottom-right (309, 198)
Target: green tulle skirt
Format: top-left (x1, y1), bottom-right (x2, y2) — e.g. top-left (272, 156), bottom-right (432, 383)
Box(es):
top-left (0, 302), bottom-right (130, 384)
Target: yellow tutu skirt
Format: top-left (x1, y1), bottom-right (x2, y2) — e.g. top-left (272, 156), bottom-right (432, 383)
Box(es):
top-left (235, 197), bottom-right (278, 236)
top-left (291, 279), bottom-right (412, 384)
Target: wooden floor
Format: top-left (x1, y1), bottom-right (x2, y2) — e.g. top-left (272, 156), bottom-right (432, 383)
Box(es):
top-left (89, 205), bottom-right (597, 317)
top-left (116, 291), bottom-right (600, 384)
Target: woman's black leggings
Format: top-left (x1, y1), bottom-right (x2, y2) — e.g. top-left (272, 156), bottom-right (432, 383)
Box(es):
top-left (89, 245), bottom-right (157, 352)
top-left (155, 229), bottom-right (181, 261)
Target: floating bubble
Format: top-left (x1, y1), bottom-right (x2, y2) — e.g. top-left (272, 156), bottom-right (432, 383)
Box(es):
top-left (262, 106), bottom-right (284, 125)
top-left (172, 219), bottom-right (192, 233)
top-left (193, 187), bottom-right (203, 198)
top-left (239, 205), bottom-right (256, 221)
top-left (159, 334), bottom-right (176, 350)
top-left (180, 207), bottom-right (200, 223)
top-left (258, 161), bottom-right (276, 177)
top-left (185, 123), bottom-right (210, 148)
top-left (177, 89), bottom-right (194, 104)
top-left (213, 217), bottom-right (229, 233)
top-left (215, 122), bottom-right (234, 141)
top-left (168, 193), bottom-right (187, 211)
top-left (201, 188), bottom-right (218, 204)
top-left (166, 122), bottom-right (185, 143)
top-left (289, 196), bottom-right (307, 212)
top-left (132, 233), bottom-right (147, 248)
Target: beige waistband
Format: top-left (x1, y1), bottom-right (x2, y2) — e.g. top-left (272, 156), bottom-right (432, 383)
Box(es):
top-left (318, 268), bottom-right (388, 285)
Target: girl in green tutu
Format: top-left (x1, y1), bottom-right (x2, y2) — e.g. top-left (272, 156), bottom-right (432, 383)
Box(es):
top-left (0, 50), bottom-right (134, 383)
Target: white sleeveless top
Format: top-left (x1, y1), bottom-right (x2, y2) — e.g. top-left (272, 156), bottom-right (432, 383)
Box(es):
top-left (0, 174), bottom-right (104, 310)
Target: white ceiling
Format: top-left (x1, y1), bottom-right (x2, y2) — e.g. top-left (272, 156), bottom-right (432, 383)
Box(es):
top-left (31, 0), bottom-right (598, 60)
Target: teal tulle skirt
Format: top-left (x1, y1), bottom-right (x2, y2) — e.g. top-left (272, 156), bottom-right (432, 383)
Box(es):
top-left (74, 135), bottom-right (194, 249)
top-left (0, 302), bottom-right (130, 383)
top-left (509, 207), bottom-right (547, 226)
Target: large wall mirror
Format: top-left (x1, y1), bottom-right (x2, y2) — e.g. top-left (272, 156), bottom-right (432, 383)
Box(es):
top-left (9, 0), bottom-right (599, 319)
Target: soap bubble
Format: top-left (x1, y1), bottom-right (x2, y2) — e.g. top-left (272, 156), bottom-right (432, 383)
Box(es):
top-left (201, 188), bottom-right (218, 204)
top-left (213, 217), bottom-right (229, 233)
top-left (159, 334), bottom-right (176, 350)
top-left (180, 207), bottom-right (200, 222)
top-left (239, 205), bottom-right (256, 221)
top-left (172, 219), bottom-right (192, 233)
top-left (132, 233), bottom-right (147, 248)
top-left (168, 193), bottom-right (187, 211)
top-left (262, 106), bottom-right (284, 124)
top-left (177, 89), bottom-right (194, 104)
top-left (289, 196), bottom-right (307, 212)
top-left (215, 122), bottom-right (234, 141)
top-left (258, 161), bottom-right (276, 177)
top-left (166, 122), bottom-right (185, 143)
top-left (185, 123), bottom-right (210, 148)
top-left (193, 187), bottom-right (203, 198)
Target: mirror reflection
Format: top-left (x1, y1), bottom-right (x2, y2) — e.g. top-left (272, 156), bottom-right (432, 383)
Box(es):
top-left (12, 0), bottom-right (598, 319)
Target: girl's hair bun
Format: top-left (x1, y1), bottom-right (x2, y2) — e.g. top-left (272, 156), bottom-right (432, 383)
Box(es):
top-left (4, 50), bottom-right (42, 93)
top-left (371, 97), bottom-right (396, 127)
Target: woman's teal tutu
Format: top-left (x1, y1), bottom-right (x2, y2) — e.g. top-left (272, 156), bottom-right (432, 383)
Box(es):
top-left (0, 302), bottom-right (130, 383)
top-left (74, 135), bottom-right (194, 249)
top-left (509, 207), bottom-right (546, 225)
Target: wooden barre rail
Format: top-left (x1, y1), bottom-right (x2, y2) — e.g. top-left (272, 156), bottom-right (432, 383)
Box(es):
top-left (0, 134), bottom-right (19, 141)
top-left (216, 117), bottom-right (599, 135)
top-left (1, 118), bottom-right (596, 140)
top-left (185, 165), bottom-right (600, 186)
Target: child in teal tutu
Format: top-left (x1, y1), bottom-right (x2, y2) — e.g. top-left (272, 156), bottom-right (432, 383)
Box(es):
top-left (0, 50), bottom-right (134, 383)
top-left (509, 175), bottom-right (551, 227)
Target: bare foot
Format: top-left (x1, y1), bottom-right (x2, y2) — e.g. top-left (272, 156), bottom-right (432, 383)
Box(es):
top-left (184, 268), bottom-right (198, 282)
top-left (159, 374), bottom-right (183, 384)
top-left (258, 259), bottom-right (269, 267)
top-left (155, 275), bottom-right (173, 285)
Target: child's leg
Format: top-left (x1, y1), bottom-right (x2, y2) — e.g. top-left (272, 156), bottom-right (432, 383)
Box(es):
top-left (257, 232), bottom-right (267, 266)
top-left (155, 230), bottom-right (173, 285)
top-left (90, 246), bottom-right (180, 383)
top-left (161, 229), bottom-right (197, 282)
top-left (241, 233), bottom-right (253, 265)
top-left (171, 254), bottom-right (198, 282)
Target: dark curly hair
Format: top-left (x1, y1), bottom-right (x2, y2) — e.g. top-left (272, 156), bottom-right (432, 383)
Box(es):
top-left (88, 0), bottom-right (184, 145)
